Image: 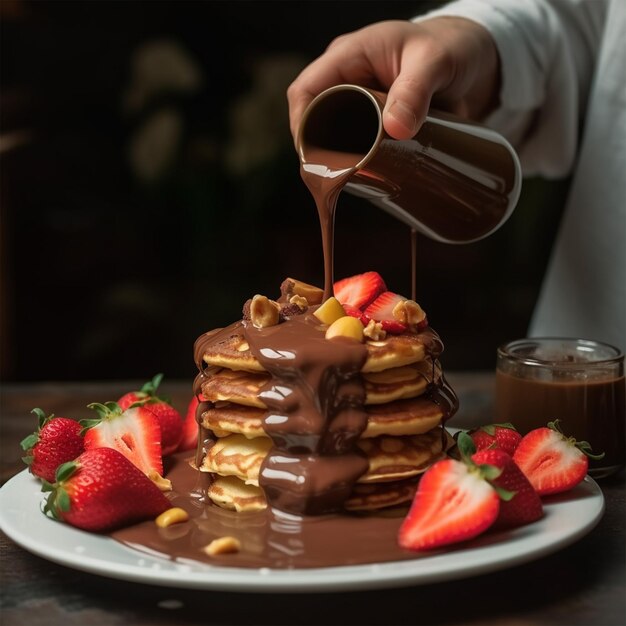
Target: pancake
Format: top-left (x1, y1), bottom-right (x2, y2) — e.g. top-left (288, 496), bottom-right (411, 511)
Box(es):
top-left (205, 473), bottom-right (419, 513)
top-left (202, 434), bottom-right (272, 486)
top-left (200, 325), bottom-right (432, 374)
top-left (344, 480), bottom-right (418, 511)
top-left (206, 475), bottom-right (266, 513)
top-left (201, 428), bottom-right (447, 487)
top-left (201, 395), bottom-right (444, 440)
top-left (201, 360), bottom-right (436, 409)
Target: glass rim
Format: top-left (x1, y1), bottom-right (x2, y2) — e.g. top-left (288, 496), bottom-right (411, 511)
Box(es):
top-left (497, 337), bottom-right (624, 368)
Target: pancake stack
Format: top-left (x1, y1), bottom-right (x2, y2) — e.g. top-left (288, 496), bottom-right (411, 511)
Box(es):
top-left (193, 276), bottom-right (457, 515)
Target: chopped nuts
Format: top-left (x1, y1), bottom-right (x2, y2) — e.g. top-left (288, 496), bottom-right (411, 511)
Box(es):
top-left (148, 470), bottom-right (172, 492)
top-left (155, 507), bottom-right (189, 528)
top-left (250, 294), bottom-right (280, 328)
top-left (280, 277), bottom-right (324, 304)
top-left (203, 536), bottom-right (241, 556)
top-left (363, 319), bottom-right (386, 341)
top-left (392, 299), bottom-right (427, 328)
top-left (289, 294), bottom-right (309, 310)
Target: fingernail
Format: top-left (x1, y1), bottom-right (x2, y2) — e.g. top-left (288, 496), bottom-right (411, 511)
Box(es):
top-left (386, 100), bottom-right (417, 134)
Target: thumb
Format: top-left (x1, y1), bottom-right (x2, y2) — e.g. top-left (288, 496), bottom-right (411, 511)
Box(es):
top-left (383, 76), bottom-right (433, 140)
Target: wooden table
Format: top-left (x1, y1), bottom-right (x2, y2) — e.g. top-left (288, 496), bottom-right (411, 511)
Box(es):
top-left (1, 374), bottom-right (624, 626)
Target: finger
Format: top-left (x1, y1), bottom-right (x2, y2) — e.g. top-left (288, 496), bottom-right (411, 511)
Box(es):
top-left (383, 44), bottom-right (452, 139)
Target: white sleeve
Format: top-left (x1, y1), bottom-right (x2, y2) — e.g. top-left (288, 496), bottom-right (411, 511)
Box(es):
top-left (414, 0), bottom-right (608, 178)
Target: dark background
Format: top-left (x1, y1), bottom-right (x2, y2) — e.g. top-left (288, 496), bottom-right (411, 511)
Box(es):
top-left (0, 0), bottom-right (569, 383)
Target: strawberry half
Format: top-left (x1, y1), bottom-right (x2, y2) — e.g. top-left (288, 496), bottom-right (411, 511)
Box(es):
top-left (512, 420), bottom-right (604, 496)
top-left (362, 291), bottom-right (408, 334)
top-left (398, 457), bottom-right (501, 551)
top-left (469, 423), bottom-right (522, 457)
top-left (21, 408), bottom-right (85, 483)
top-left (81, 401), bottom-right (163, 476)
top-left (118, 374), bottom-right (183, 456)
top-left (333, 271), bottom-right (386, 310)
top-left (42, 447), bottom-right (170, 532)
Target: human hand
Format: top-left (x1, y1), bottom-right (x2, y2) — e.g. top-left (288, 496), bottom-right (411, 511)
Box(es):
top-left (287, 18), bottom-right (500, 141)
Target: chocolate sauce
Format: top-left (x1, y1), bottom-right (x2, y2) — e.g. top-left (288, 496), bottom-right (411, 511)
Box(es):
top-left (112, 453), bottom-right (425, 569)
top-left (495, 371), bottom-right (626, 476)
top-left (245, 312), bottom-right (369, 514)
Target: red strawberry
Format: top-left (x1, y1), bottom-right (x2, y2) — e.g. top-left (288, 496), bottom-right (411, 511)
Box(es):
top-left (333, 271), bottom-right (386, 310)
top-left (42, 447), bottom-right (170, 532)
top-left (21, 408), bottom-right (85, 483)
top-left (512, 420), bottom-right (603, 496)
top-left (471, 447), bottom-right (543, 528)
top-left (118, 374), bottom-right (183, 456)
top-left (398, 457), bottom-right (501, 551)
top-left (81, 402), bottom-right (163, 476)
top-left (362, 291), bottom-right (408, 334)
top-left (177, 395), bottom-right (204, 452)
top-left (469, 423), bottom-right (522, 456)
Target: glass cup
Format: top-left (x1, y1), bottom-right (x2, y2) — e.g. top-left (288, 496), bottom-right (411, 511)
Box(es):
top-left (495, 338), bottom-right (625, 479)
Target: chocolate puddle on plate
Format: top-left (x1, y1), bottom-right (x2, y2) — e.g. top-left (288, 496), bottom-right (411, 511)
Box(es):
top-left (112, 453), bottom-right (428, 569)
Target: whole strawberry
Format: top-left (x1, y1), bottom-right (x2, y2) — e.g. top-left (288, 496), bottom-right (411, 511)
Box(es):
top-left (469, 423), bottom-right (522, 456)
top-left (81, 401), bottom-right (163, 476)
top-left (470, 445), bottom-right (543, 528)
top-left (513, 420), bottom-right (604, 496)
top-left (42, 447), bottom-right (170, 532)
top-left (118, 374), bottom-right (183, 456)
top-left (21, 408), bottom-right (84, 483)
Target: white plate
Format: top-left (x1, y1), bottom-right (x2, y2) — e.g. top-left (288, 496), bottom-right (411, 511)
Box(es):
top-left (0, 469), bottom-right (604, 593)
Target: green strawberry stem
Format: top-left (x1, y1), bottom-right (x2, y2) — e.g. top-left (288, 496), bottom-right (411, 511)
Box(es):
top-left (548, 419), bottom-right (605, 460)
top-left (457, 431), bottom-right (515, 502)
top-left (41, 461), bottom-right (78, 520)
top-left (80, 401), bottom-right (123, 434)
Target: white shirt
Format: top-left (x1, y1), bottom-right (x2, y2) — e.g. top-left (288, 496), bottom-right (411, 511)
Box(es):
top-left (418, 0), bottom-right (625, 352)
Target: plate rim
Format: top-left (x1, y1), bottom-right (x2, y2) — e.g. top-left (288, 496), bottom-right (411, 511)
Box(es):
top-left (0, 469), bottom-right (605, 593)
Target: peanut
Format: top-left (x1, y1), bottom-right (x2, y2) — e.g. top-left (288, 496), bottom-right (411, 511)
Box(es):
top-left (203, 536), bottom-right (241, 556)
top-left (148, 470), bottom-right (172, 492)
top-left (250, 294), bottom-right (280, 328)
top-left (155, 507), bottom-right (189, 528)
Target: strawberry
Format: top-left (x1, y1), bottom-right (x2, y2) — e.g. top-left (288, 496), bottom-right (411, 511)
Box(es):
top-left (398, 457), bottom-right (501, 551)
top-left (512, 420), bottom-right (604, 496)
top-left (118, 374), bottom-right (183, 456)
top-left (177, 395), bottom-right (204, 452)
top-left (21, 408), bottom-right (85, 483)
top-left (81, 401), bottom-right (163, 476)
top-left (469, 423), bottom-right (522, 456)
top-left (333, 271), bottom-right (386, 310)
top-left (42, 447), bottom-right (170, 532)
top-left (471, 446), bottom-right (543, 528)
top-left (362, 291), bottom-right (408, 334)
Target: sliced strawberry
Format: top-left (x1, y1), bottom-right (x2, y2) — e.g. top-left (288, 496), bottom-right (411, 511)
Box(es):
top-left (81, 402), bottom-right (163, 476)
top-left (512, 420), bottom-right (603, 496)
top-left (177, 395), bottom-right (203, 452)
top-left (398, 457), bottom-right (500, 551)
top-left (469, 423), bottom-right (522, 457)
top-left (117, 374), bottom-right (183, 457)
top-left (362, 291), bottom-right (408, 334)
top-left (333, 271), bottom-right (386, 310)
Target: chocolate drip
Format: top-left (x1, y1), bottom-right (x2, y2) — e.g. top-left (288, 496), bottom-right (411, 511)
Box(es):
top-left (244, 311), bottom-right (369, 515)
